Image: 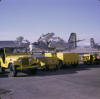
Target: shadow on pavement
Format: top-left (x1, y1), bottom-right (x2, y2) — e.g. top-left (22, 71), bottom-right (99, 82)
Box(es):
top-left (0, 72), bottom-right (8, 78)
top-left (37, 64), bottom-right (100, 77)
top-left (0, 64), bottom-right (100, 78)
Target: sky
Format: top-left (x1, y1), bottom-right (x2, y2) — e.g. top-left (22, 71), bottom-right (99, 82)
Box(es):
top-left (0, 0), bottom-right (100, 46)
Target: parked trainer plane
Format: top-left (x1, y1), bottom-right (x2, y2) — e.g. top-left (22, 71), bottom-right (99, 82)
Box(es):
top-left (66, 38), bottom-right (100, 54)
top-left (32, 33), bottom-right (83, 52)
top-left (90, 38), bottom-right (100, 49)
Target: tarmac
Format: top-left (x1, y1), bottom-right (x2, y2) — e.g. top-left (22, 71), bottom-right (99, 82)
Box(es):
top-left (0, 65), bottom-right (100, 99)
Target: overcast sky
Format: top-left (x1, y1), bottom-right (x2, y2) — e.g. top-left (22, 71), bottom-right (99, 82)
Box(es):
top-left (0, 0), bottom-right (100, 46)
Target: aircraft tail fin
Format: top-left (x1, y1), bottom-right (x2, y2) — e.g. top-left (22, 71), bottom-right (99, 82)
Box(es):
top-left (90, 38), bottom-right (95, 48)
top-left (68, 33), bottom-right (77, 49)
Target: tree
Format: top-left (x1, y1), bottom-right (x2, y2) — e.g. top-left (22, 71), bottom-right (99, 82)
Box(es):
top-left (16, 36), bottom-right (24, 43)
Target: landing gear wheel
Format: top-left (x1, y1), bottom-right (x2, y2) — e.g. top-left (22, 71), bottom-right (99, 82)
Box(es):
top-left (8, 64), bottom-right (17, 77)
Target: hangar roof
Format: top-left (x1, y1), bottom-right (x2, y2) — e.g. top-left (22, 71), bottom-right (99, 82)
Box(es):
top-left (0, 41), bottom-right (24, 48)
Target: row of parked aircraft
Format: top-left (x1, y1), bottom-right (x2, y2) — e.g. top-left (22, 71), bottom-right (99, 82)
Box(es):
top-left (31, 32), bottom-right (100, 53)
top-left (0, 33), bottom-right (99, 54)
top-left (32, 33), bottom-right (84, 52)
top-left (90, 38), bottom-right (100, 49)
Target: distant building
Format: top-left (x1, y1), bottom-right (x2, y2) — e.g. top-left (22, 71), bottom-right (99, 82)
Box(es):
top-left (0, 41), bottom-right (28, 48)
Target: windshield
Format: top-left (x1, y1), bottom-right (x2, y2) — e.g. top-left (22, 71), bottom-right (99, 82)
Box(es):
top-left (6, 48), bottom-right (27, 54)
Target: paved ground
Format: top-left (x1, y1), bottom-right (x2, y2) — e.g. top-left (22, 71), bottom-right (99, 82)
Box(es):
top-left (0, 65), bottom-right (100, 99)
